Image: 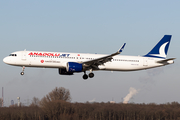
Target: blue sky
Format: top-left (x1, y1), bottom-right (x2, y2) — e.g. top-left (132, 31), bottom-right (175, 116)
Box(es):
top-left (0, 0), bottom-right (180, 106)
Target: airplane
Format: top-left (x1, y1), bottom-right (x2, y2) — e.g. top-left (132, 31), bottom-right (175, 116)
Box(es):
top-left (3, 35), bottom-right (175, 80)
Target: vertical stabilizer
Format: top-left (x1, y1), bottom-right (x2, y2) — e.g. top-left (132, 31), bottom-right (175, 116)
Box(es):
top-left (144, 35), bottom-right (172, 59)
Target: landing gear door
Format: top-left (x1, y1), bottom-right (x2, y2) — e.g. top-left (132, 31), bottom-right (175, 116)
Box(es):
top-left (22, 50), bottom-right (27, 60)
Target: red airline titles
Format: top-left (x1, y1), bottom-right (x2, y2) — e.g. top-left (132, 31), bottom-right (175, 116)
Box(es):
top-left (28, 52), bottom-right (60, 56)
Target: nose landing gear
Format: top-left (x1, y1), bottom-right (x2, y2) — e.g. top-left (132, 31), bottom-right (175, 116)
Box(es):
top-left (20, 66), bottom-right (25, 75)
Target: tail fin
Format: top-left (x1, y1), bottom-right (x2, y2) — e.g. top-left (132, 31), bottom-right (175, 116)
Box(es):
top-left (144, 35), bottom-right (172, 59)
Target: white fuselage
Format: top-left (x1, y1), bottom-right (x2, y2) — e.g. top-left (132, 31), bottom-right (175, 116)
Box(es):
top-left (3, 51), bottom-right (165, 71)
top-left (3, 35), bottom-right (174, 79)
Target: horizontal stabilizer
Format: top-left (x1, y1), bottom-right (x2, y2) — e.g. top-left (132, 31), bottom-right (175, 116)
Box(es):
top-left (156, 58), bottom-right (176, 64)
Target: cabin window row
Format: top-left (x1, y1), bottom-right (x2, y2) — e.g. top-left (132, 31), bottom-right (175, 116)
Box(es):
top-left (29, 55), bottom-right (98, 60)
top-left (29, 55), bottom-right (139, 62)
top-left (113, 59), bottom-right (139, 62)
top-left (29, 55), bottom-right (76, 59)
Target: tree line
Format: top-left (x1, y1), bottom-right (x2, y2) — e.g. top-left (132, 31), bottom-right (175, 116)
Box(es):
top-left (0, 87), bottom-right (180, 120)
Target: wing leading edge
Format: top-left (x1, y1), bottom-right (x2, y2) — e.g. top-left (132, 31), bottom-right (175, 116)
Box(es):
top-left (83, 43), bottom-right (126, 69)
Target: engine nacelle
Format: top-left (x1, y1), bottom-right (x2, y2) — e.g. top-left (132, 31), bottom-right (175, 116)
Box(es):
top-left (66, 62), bottom-right (83, 72)
top-left (59, 68), bottom-right (73, 75)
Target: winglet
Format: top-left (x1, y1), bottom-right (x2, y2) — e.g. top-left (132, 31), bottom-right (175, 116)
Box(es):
top-left (118, 43), bottom-right (126, 53)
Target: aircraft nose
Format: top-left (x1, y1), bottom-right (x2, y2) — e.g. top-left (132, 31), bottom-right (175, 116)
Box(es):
top-left (3, 57), bottom-right (9, 64)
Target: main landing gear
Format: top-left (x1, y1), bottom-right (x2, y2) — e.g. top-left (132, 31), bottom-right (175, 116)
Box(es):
top-left (83, 71), bottom-right (94, 80)
top-left (83, 73), bottom-right (88, 80)
top-left (89, 73), bottom-right (94, 78)
top-left (20, 66), bottom-right (25, 75)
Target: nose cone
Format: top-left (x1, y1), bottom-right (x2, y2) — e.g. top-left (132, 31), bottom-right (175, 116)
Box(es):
top-left (3, 57), bottom-right (10, 64)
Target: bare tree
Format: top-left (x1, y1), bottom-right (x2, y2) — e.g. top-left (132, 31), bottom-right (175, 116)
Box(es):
top-left (40, 87), bottom-right (71, 107)
top-left (29, 97), bottom-right (40, 107)
top-left (39, 87), bottom-right (71, 119)
top-left (50, 87), bottom-right (71, 102)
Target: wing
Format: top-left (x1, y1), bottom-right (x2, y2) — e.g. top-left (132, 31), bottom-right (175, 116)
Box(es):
top-left (82, 43), bottom-right (126, 70)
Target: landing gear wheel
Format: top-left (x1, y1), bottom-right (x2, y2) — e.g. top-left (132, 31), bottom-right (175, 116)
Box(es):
top-left (20, 66), bottom-right (25, 76)
top-left (89, 73), bottom-right (94, 78)
top-left (20, 72), bottom-right (24, 75)
top-left (83, 74), bottom-right (88, 80)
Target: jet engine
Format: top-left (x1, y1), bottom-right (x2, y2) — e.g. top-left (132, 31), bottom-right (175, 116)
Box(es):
top-left (59, 62), bottom-right (83, 75)
top-left (58, 68), bottom-right (73, 75)
top-left (66, 62), bottom-right (83, 72)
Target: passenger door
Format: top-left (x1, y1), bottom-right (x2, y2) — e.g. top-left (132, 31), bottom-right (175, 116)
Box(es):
top-left (21, 50), bottom-right (27, 60)
top-left (143, 58), bottom-right (148, 66)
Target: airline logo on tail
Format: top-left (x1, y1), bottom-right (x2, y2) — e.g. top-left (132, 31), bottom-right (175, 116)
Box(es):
top-left (144, 35), bottom-right (172, 59)
top-left (150, 42), bottom-right (168, 58)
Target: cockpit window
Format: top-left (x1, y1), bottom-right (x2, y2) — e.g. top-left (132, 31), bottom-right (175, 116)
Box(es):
top-left (9, 54), bottom-right (17, 56)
